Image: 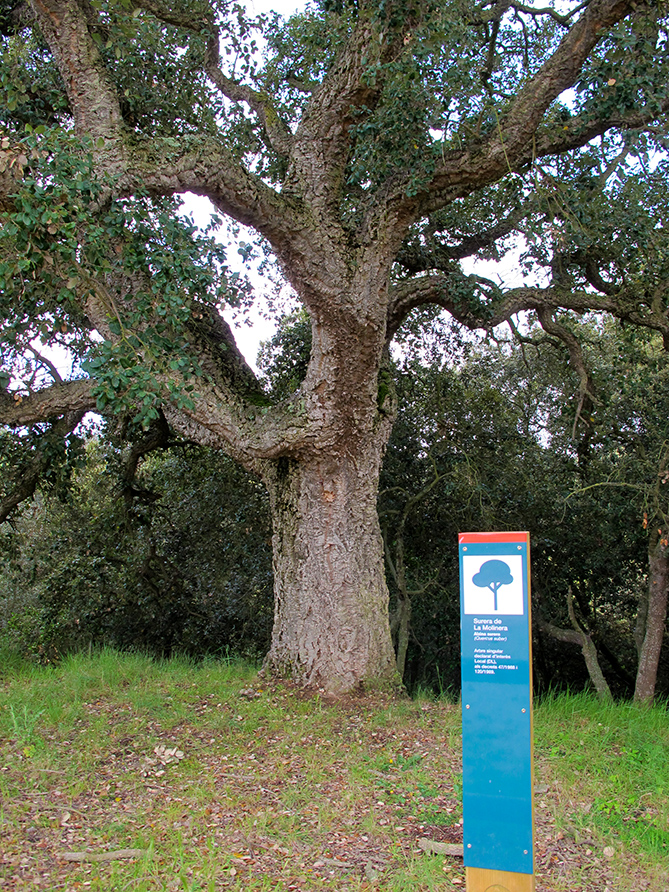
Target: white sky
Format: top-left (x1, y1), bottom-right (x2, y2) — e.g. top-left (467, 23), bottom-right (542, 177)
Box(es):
top-left (183, 0), bottom-right (308, 370)
top-left (248, 0), bottom-right (304, 13)
top-left (182, 195), bottom-right (280, 372)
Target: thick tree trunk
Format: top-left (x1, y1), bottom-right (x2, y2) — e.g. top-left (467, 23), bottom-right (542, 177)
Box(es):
top-left (261, 438), bottom-right (399, 694)
top-left (634, 540), bottom-right (669, 704)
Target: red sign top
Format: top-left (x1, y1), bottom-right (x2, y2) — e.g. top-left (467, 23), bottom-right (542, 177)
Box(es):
top-left (459, 531), bottom-right (529, 544)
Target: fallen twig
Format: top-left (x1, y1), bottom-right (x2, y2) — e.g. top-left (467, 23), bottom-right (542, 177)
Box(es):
top-left (418, 838), bottom-right (463, 857)
top-left (60, 849), bottom-right (147, 863)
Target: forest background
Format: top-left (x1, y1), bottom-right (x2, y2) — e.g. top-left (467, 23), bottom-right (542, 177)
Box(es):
top-left (3, 311), bottom-right (668, 702)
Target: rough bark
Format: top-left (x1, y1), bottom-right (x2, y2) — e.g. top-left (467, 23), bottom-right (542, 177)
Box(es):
top-left (261, 436), bottom-right (398, 694)
top-left (0, 380), bottom-right (96, 426)
top-left (634, 539), bottom-right (669, 704)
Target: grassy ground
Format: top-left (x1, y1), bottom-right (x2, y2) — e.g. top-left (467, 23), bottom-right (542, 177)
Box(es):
top-left (0, 650), bottom-right (667, 891)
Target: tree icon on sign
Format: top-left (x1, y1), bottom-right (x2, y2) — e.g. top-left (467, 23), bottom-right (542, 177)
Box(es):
top-left (472, 560), bottom-right (514, 611)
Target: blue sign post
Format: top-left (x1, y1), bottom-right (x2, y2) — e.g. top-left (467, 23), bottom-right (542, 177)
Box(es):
top-left (459, 532), bottom-right (535, 892)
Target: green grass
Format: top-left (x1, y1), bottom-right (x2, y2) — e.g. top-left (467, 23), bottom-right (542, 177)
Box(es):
top-left (534, 691), bottom-right (669, 866)
top-left (0, 650), bottom-right (667, 891)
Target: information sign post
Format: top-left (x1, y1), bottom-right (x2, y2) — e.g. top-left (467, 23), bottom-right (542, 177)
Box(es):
top-left (459, 531), bottom-right (535, 892)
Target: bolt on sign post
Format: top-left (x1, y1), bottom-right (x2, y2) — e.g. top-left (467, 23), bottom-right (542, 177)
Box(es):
top-left (459, 531), bottom-right (535, 892)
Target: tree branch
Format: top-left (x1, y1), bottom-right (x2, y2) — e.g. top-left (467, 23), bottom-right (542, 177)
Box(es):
top-left (471, 0), bottom-right (588, 28)
top-left (203, 32), bottom-right (294, 159)
top-left (118, 135), bottom-right (302, 257)
top-left (132, 0), bottom-right (212, 32)
top-left (0, 379), bottom-right (96, 426)
top-left (26, 346), bottom-right (64, 385)
top-left (536, 306), bottom-right (599, 439)
top-left (29, 0), bottom-right (125, 143)
top-left (0, 410), bottom-right (85, 524)
top-left (284, 11), bottom-right (412, 231)
top-left (386, 273), bottom-right (669, 343)
top-left (415, 96), bottom-right (669, 220)
top-left (531, 98), bottom-right (669, 164)
top-left (509, 0), bottom-right (590, 28)
top-left (185, 303), bottom-right (267, 401)
top-left (118, 411), bottom-right (171, 507)
top-left (395, 201), bottom-right (533, 274)
top-left (413, 0), bottom-right (655, 217)
top-left (483, 0), bottom-right (636, 162)
top-left (536, 586), bottom-right (613, 699)
top-left (134, 0), bottom-right (295, 158)
top-left (162, 381), bottom-right (323, 468)
top-left (26, 0), bottom-right (299, 253)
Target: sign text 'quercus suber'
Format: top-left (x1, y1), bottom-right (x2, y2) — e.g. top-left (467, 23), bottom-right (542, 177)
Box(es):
top-left (459, 532), bottom-right (535, 892)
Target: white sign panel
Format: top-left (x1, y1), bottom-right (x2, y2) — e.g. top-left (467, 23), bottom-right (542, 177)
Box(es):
top-left (462, 553), bottom-right (525, 615)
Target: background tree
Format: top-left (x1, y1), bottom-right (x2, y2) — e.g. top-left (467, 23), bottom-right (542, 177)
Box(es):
top-left (480, 321), bottom-right (669, 702)
top-left (1, 0), bottom-right (669, 692)
top-left (378, 332), bottom-right (567, 692)
top-left (375, 317), bottom-right (668, 699)
top-left (0, 432), bottom-right (274, 660)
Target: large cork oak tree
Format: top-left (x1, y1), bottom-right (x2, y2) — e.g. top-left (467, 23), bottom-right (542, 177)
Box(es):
top-left (1, 0), bottom-right (668, 691)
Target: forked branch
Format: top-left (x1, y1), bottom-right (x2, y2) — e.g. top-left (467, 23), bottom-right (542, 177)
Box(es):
top-left (0, 409), bottom-right (86, 524)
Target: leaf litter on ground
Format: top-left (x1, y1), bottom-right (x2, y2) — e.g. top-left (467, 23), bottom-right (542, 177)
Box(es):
top-left (0, 651), bottom-right (667, 891)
